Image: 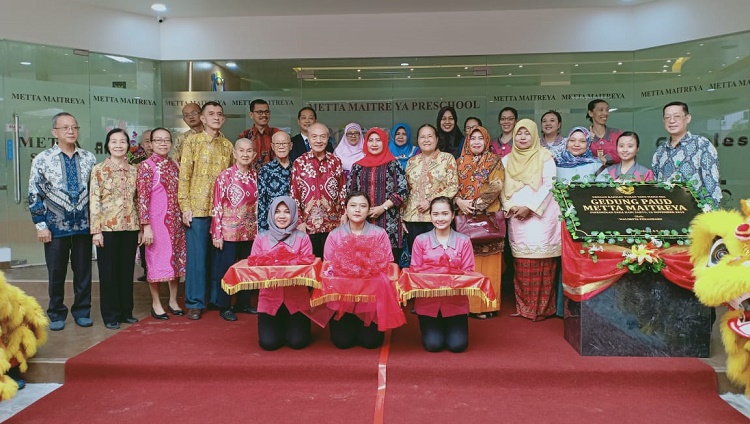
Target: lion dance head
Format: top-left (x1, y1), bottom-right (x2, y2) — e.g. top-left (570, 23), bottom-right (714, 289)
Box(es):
top-left (690, 199), bottom-right (750, 394)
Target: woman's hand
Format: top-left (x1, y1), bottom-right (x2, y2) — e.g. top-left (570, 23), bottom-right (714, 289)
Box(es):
top-left (92, 233), bottom-right (104, 248)
top-left (508, 206), bottom-right (533, 221)
top-left (455, 198), bottom-right (475, 215)
top-left (368, 205), bottom-right (386, 219)
top-left (142, 225), bottom-right (154, 246)
top-left (417, 199), bottom-right (430, 214)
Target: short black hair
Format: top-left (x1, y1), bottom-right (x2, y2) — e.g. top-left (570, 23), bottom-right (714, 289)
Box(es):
top-left (586, 99), bottom-right (608, 122)
top-left (541, 110), bottom-right (562, 125)
top-left (617, 131), bottom-right (640, 148)
top-left (662, 101), bottom-right (689, 115)
top-left (201, 101), bottom-right (223, 113)
top-left (464, 117), bottom-right (483, 128)
top-left (104, 128), bottom-right (128, 155)
top-left (298, 106), bottom-right (317, 120)
top-left (346, 191), bottom-right (371, 208)
top-left (250, 99), bottom-right (269, 112)
top-left (499, 107), bottom-right (518, 120)
top-left (430, 196), bottom-right (454, 213)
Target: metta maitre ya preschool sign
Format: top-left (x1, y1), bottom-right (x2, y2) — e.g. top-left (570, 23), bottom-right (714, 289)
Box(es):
top-left (559, 184), bottom-right (702, 239)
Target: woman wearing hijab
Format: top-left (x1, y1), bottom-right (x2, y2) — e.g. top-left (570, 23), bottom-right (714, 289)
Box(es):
top-left (388, 123), bottom-right (418, 170)
top-left (348, 128), bottom-right (408, 261)
top-left (252, 195), bottom-right (316, 350)
top-left (436, 106), bottom-right (464, 158)
top-left (454, 126), bottom-right (504, 319)
top-left (334, 123), bottom-right (365, 179)
top-left (501, 119), bottom-right (561, 321)
top-left (556, 126), bottom-right (605, 183)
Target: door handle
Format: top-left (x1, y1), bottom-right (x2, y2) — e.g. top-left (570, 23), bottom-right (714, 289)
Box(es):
top-left (13, 114), bottom-right (22, 204)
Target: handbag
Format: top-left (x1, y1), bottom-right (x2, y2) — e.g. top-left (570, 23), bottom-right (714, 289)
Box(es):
top-left (455, 211), bottom-right (506, 244)
top-left (399, 242), bottom-right (411, 269)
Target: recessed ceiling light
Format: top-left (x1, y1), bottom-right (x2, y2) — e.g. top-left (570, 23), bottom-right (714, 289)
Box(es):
top-left (662, 70), bottom-right (667, 73)
top-left (357, 69), bottom-right (361, 72)
top-left (736, 56), bottom-right (740, 59)
top-left (699, 43), bottom-right (704, 46)
top-left (400, 62), bottom-right (409, 66)
top-left (686, 52), bottom-right (691, 55)
top-left (560, 71), bottom-right (564, 74)
top-left (20, 61), bottom-right (31, 65)
top-left (151, 3), bottom-right (167, 12)
top-left (518, 65), bottom-right (523, 68)
top-left (508, 73), bottom-right (512, 76)
top-left (225, 62), bottom-right (237, 68)
top-left (464, 67), bottom-right (468, 70)
top-left (617, 62), bottom-right (623, 65)
top-left (663, 65), bottom-right (668, 68)
top-left (456, 74), bottom-right (461, 77)
top-left (358, 76), bottom-right (361, 80)
top-left (407, 76), bottom-right (411, 79)
top-left (574, 64), bottom-right (579, 67)
top-left (666, 59), bottom-right (672, 63)
top-left (612, 70), bottom-right (617, 73)
top-left (410, 68), bottom-right (413, 71)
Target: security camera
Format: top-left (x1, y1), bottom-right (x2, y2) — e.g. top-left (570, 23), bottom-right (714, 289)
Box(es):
top-left (157, 16), bottom-right (165, 23)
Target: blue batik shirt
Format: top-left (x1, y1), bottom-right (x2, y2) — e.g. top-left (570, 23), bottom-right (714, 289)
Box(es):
top-left (257, 158), bottom-right (292, 232)
top-left (651, 131), bottom-right (721, 208)
top-left (28, 144), bottom-right (97, 237)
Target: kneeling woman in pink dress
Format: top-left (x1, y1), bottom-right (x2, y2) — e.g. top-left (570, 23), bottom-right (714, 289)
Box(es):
top-left (411, 197), bottom-right (475, 352)
top-left (252, 196), bottom-right (316, 350)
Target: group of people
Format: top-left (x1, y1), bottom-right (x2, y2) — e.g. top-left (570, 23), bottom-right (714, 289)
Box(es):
top-left (28, 97), bottom-right (720, 352)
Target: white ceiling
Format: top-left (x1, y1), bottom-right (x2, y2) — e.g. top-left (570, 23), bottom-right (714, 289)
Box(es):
top-left (81, 0), bottom-right (654, 18)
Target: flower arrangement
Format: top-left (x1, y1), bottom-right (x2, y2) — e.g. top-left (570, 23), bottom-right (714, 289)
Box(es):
top-left (618, 239), bottom-right (666, 274)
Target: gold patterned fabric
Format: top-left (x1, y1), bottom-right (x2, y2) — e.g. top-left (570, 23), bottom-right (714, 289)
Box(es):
top-left (178, 131), bottom-right (234, 217)
top-left (170, 128), bottom-right (198, 163)
top-left (401, 151), bottom-right (458, 222)
top-left (89, 158), bottom-right (140, 233)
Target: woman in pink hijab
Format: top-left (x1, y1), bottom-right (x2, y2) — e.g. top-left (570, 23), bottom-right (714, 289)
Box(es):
top-left (334, 123), bottom-right (365, 179)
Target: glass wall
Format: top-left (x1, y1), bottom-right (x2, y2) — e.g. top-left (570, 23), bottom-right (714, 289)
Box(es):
top-left (0, 41), bottom-right (161, 265)
top-left (1, 31), bottom-right (748, 264)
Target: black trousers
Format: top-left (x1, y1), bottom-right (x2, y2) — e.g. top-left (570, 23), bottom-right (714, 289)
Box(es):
top-left (329, 312), bottom-right (384, 349)
top-left (309, 232), bottom-right (329, 259)
top-left (211, 240), bottom-right (253, 310)
top-left (418, 312), bottom-right (469, 353)
top-left (96, 231), bottom-right (139, 324)
top-left (257, 304), bottom-right (312, 351)
top-left (404, 221), bottom-right (434, 254)
top-left (44, 234), bottom-right (93, 322)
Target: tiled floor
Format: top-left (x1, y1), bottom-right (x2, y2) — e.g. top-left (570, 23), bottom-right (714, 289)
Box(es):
top-left (0, 384), bottom-right (61, 422)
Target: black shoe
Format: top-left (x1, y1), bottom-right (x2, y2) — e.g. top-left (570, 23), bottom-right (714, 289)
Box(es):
top-left (121, 317), bottom-right (139, 324)
top-left (137, 275), bottom-right (147, 282)
top-left (220, 309), bottom-right (238, 321)
top-left (167, 305), bottom-right (185, 316)
top-left (151, 308), bottom-right (169, 320)
top-left (105, 322), bottom-right (121, 330)
top-left (233, 306), bottom-right (257, 314)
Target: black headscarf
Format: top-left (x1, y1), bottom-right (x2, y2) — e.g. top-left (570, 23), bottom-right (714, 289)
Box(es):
top-left (436, 106), bottom-right (464, 158)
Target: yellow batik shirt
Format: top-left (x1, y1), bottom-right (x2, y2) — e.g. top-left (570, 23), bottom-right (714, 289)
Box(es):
top-left (178, 131), bottom-right (234, 217)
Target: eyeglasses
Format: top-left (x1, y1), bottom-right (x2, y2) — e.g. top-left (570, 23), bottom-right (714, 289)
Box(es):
top-left (152, 138), bottom-right (172, 144)
top-left (54, 126), bottom-right (80, 132)
top-left (663, 114), bottom-right (686, 122)
top-left (183, 112), bottom-right (199, 118)
top-left (465, 126), bottom-right (477, 133)
top-left (252, 110), bottom-right (271, 115)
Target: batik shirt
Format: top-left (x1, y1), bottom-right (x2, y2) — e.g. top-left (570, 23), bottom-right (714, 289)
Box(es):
top-left (257, 159), bottom-right (293, 232)
top-left (401, 152), bottom-right (458, 223)
top-left (651, 132), bottom-right (721, 208)
top-left (28, 144), bottom-right (97, 237)
top-left (239, 125), bottom-right (280, 172)
top-left (89, 158), bottom-right (140, 233)
top-left (170, 128), bottom-right (198, 163)
top-left (178, 131), bottom-right (234, 217)
top-left (291, 152), bottom-right (346, 235)
top-left (211, 165), bottom-right (258, 242)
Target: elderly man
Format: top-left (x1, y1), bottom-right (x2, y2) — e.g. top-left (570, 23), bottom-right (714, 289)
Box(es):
top-left (29, 112), bottom-right (97, 331)
top-left (171, 102), bottom-right (204, 163)
top-left (258, 131), bottom-right (294, 233)
top-left (290, 122), bottom-right (346, 257)
top-left (239, 99), bottom-right (280, 171)
top-left (178, 101), bottom-right (234, 320)
top-left (652, 101), bottom-right (721, 209)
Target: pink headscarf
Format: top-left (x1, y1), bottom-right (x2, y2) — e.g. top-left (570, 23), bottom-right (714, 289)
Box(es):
top-left (334, 123), bottom-right (365, 171)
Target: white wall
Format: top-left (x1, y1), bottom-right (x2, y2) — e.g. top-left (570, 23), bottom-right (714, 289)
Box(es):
top-left (1, 0), bottom-right (748, 60)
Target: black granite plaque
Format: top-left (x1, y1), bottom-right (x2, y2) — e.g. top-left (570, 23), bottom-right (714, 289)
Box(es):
top-left (564, 273), bottom-right (712, 357)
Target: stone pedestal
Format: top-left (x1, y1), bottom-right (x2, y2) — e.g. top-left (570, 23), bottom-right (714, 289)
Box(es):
top-left (564, 273), bottom-right (711, 357)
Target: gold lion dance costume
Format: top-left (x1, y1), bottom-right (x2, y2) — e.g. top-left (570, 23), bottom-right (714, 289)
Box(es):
top-left (0, 270), bottom-right (48, 401)
top-left (690, 199), bottom-right (750, 394)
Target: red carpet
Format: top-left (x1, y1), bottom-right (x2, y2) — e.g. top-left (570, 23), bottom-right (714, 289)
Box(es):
top-left (8, 307), bottom-right (748, 423)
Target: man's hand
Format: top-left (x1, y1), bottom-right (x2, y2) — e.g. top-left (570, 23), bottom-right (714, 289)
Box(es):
top-left (37, 229), bottom-right (52, 243)
top-left (182, 210), bottom-right (193, 227)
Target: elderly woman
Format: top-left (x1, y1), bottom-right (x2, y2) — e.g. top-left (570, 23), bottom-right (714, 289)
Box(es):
top-left (90, 128), bottom-right (141, 330)
top-left (334, 122), bottom-right (365, 179)
top-left (454, 126), bottom-right (504, 319)
top-left (137, 127), bottom-right (187, 321)
top-left (402, 124), bottom-right (459, 253)
top-left (556, 127), bottom-right (605, 183)
top-left (501, 119), bottom-right (561, 321)
top-left (586, 99), bottom-right (623, 165)
top-left (388, 123), bottom-right (418, 170)
top-left (347, 128), bottom-right (408, 261)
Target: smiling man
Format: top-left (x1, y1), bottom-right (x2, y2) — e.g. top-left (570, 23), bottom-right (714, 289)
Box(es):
top-left (29, 112), bottom-right (97, 331)
top-left (652, 101), bottom-right (721, 209)
top-left (178, 101), bottom-right (234, 320)
top-left (210, 138), bottom-right (259, 321)
top-left (239, 99), bottom-right (280, 171)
